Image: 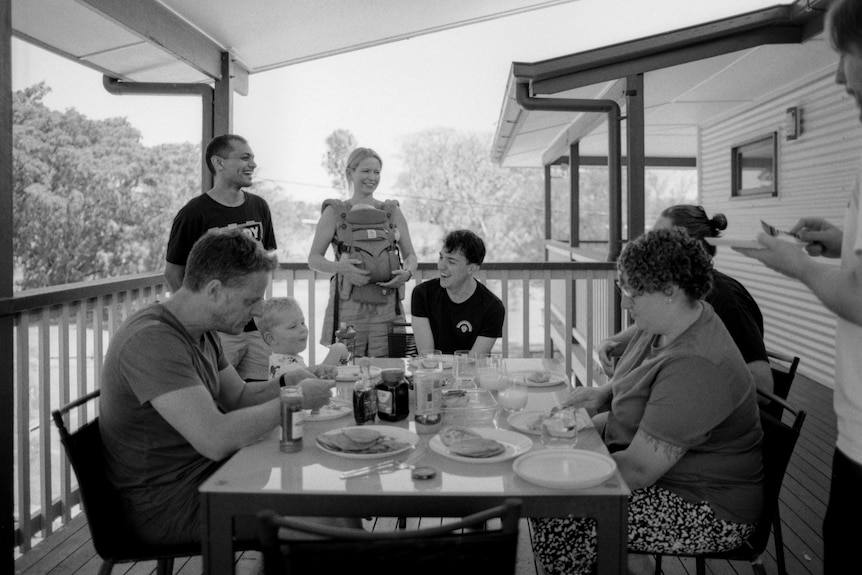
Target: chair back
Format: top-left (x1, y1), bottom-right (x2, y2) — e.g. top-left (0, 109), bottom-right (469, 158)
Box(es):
top-left (387, 320), bottom-right (417, 358)
top-left (767, 349), bottom-right (800, 400)
top-left (258, 499), bottom-right (522, 575)
top-left (761, 350), bottom-right (800, 419)
top-left (745, 389), bottom-right (806, 556)
top-left (51, 391), bottom-right (127, 558)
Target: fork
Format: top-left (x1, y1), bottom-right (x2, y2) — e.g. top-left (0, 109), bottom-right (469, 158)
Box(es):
top-left (760, 220), bottom-right (799, 239)
top-left (340, 446), bottom-right (427, 479)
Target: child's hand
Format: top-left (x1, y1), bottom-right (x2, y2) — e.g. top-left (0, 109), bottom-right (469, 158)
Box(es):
top-left (310, 364), bottom-right (338, 380)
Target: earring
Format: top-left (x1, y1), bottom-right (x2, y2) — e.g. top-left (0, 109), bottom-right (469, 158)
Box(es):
top-left (666, 297), bottom-right (673, 304)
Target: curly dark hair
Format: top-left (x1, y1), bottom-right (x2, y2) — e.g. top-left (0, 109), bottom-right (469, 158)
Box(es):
top-left (618, 227), bottom-right (713, 301)
top-left (443, 229), bottom-right (487, 265)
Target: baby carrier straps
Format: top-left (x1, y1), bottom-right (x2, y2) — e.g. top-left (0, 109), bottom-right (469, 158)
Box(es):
top-left (325, 199), bottom-right (402, 306)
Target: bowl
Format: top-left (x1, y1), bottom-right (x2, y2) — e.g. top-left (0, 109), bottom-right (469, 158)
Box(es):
top-left (441, 388), bottom-right (498, 426)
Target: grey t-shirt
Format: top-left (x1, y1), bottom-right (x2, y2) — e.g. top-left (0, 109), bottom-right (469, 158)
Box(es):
top-left (99, 303), bottom-right (228, 544)
top-left (606, 303), bottom-right (764, 524)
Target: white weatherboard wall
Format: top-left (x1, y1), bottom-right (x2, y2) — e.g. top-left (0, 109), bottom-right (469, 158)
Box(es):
top-left (700, 65), bottom-right (862, 389)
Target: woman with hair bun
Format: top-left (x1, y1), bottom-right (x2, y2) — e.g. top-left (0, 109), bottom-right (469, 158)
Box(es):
top-left (598, 205), bottom-right (772, 394)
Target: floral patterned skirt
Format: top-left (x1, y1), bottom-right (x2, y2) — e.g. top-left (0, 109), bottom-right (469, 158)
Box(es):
top-left (530, 485), bottom-right (756, 575)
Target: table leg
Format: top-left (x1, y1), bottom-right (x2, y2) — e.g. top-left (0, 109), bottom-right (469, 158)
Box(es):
top-left (594, 499), bottom-right (628, 575)
top-left (201, 493), bottom-right (236, 575)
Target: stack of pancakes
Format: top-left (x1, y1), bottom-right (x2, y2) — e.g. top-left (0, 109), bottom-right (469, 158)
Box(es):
top-left (439, 425), bottom-right (506, 458)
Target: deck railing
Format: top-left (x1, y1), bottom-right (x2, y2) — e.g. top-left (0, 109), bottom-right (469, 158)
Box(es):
top-left (3, 260), bottom-right (619, 554)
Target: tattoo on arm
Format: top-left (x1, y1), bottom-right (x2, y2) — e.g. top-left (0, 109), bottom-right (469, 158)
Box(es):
top-left (638, 429), bottom-right (685, 461)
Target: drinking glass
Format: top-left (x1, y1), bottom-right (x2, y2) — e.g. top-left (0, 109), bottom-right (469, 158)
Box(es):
top-left (419, 349), bottom-right (443, 371)
top-left (475, 353), bottom-right (505, 394)
top-left (453, 350), bottom-right (477, 388)
top-left (540, 409), bottom-right (578, 448)
top-left (498, 376), bottom-right (528, 412)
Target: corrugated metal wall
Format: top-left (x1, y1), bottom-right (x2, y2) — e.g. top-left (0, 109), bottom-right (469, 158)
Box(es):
top-left (700, 66), bottom-right (862, 389)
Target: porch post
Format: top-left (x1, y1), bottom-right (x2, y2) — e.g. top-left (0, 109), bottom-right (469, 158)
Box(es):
top-left (213, 52), bottom-right (234, 138)
top-left (625, 74), bottom-right (645, 240)
top-left (569, 143), bottom-right (580, 248)
top-left (543, 163), bottom-right (552, 262)
top-left (1, 0), bottom-right (14, 570)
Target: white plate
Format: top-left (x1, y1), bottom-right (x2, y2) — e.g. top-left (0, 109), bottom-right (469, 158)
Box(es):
top-left (335, 365), bottom-right (382, 382)
top-left (508, 370), bottom-right (568, 387)
top-left (513, 449), bottom-right (617, 489)
top-left (704, 237), bottom-right (804, 250)
top-left (303, 402), bottom-right (352, 421)
top-left (316, 425), bottom-right (419, 459)
top-left (429, 428), bottom-right (532, 464)
top-left (506, 409), bottom-right (593, 436)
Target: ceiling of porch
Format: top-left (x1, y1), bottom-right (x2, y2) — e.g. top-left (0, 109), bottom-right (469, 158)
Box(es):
top-left (10, 0), bottom-right (834, 166)
top-left (492, 1), bottom-right (837, 167)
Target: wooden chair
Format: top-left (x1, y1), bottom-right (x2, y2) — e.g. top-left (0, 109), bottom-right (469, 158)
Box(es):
top-left (52, 390), bottom-right (202, 575)
top-left (648, 389), bottom-right (806, 575)
top-left (257, 499), bottom-right (522, 575)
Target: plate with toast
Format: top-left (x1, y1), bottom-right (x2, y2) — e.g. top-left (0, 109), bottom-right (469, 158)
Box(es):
top-left (316, 425), bottom-right (418, 459)
top-left (429, 425), bottom-right (532, 464)
top-left (508, 370), bottom-right (568, 387)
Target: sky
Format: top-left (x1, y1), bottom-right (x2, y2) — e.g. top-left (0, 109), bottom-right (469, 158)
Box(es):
top-left (11, 0), bottom-right (783, 204)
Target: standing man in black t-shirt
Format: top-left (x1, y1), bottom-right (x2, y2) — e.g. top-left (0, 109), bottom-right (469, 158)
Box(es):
top-left (165, 134), bottom-right (277, 380)
top-left (411, 230), bottom-right (505, 355)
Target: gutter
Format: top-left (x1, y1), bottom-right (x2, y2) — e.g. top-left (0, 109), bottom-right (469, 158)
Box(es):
top-left (514, 82), bottom-right (622, 262)
top-left (102, 76), bottom-right (214, 192)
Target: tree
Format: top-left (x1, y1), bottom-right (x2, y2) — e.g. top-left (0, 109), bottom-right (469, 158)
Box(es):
top-left (394, 128), bottom-right (546, 262)
top-left (321, 129), bottom-right (357, 193)
top-left (12, 82), bottom-right (200, 289)
top-left (549, 164), bottom-right (697, 244)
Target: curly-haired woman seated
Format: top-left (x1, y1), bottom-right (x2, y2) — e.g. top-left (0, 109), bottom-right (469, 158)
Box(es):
top-left (531, 227), bottom-right (764, 575)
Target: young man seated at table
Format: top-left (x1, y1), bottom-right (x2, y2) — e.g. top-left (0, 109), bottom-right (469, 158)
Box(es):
top-left (99, 229), bottom-right (356, 545)
top-left (410, 229), bottom-right (505, 355)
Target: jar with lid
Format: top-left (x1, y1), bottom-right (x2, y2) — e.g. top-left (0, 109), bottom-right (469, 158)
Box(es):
top-left (376, 368), bottom-right (409, 422)
top-left (279, 386), bottom-right (304, 453)
top-left (413, 368), bottom-right (443, 433)
top-left (352, 358), bottom-right (377, 425)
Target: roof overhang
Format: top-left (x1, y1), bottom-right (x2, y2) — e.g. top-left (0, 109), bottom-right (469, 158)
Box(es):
top-left (492, 0), bottom-right (834, 168)
top-left (12, 0), bottom-right (585, 96)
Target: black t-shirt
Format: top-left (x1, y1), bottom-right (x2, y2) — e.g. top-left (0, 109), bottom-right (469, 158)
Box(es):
top-left (166, 191), bottom-right (277, 331)
top-left (706, 270), bottom-right (768, 364)
top-left (411, 278), bottom-right (505, 354)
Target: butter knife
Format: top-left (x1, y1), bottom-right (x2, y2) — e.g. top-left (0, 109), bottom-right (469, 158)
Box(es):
top-left (340, 446), bottom-right (426, 479)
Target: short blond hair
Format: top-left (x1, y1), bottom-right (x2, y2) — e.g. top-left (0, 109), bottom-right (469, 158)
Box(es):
top-left (257, 296), bottom-right (303, 336)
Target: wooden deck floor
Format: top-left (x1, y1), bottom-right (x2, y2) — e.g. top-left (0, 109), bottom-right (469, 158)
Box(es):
top-left (15, 375), bottom-right (834, 575)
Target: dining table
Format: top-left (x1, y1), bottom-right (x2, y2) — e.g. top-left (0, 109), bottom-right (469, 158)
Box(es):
top-left (199, 357), bottom-right (630, 575)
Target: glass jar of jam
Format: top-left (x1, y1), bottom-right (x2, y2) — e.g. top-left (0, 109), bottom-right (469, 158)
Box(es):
top-left (376, 368), bottom-right (409, 422)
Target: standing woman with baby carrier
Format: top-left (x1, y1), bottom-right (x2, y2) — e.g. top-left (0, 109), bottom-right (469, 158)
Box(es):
top-left (308, 148), bottom-right (418, 358)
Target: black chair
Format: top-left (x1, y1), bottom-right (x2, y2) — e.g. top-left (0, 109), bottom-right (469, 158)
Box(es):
top-left (648, 389), bottom-right (806, 575)
top-left (387, 320), bottom-right (417, 358)
top-left (257, 499), bottom-right (522, 575)
top-left (52, 390), bottom-right (201, 575)
top-left (759, 350), bottom-right (800, 419)
top-left (767, 349), bottom-right (800, 400)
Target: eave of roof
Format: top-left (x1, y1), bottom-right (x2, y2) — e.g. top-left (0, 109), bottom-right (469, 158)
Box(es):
top-left (492, 0), bottom-right (830, 166)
